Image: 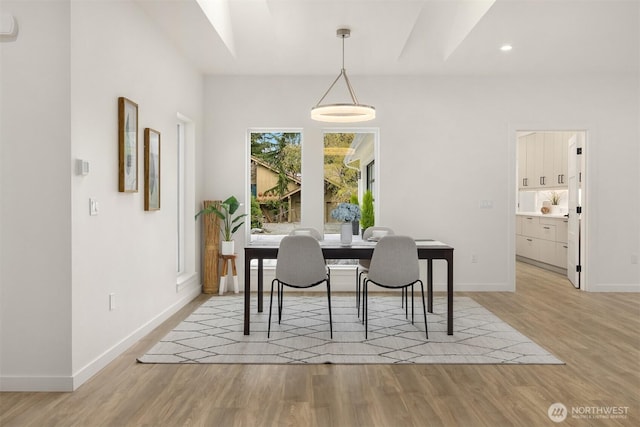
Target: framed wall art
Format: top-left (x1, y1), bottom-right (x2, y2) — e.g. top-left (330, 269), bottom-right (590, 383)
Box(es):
top-left (118, 97), bottom-right (138, 192)
top-left (144, 128), bottom-right (161, 211)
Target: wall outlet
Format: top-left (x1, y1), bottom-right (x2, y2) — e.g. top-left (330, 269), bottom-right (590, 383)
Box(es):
top-left (479, 200), bottom-right (493, 209)
top-left (109, 293), bottom-right (115, 311)
top-left (632, 253), bottom-right (638, 265)
top-left (471, 254), bottom-right (479, 263)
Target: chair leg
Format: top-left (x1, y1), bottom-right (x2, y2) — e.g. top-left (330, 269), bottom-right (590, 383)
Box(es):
top-left (327, 280), bottom-right (333, 339)
top-left (364, 280), bottom-right (368, 339)
top-left (361, 275), bottom-right (366, 324)
top-left (411, 285), bottom-right (415, 324)
top-left (356, 267), bottom-right (360, 315)
top-left (277, 282), bottom-right (284, 323)
top-left (419, 280), bottom-right (428, 339)
top-left (405, 287), bottom-right (408, 319)
top-left (268, 279), bottom-right (276, 338)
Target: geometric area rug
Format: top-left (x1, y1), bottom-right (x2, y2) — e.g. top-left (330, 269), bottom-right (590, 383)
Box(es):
top-left (138, 295), bottom-right (564, 365)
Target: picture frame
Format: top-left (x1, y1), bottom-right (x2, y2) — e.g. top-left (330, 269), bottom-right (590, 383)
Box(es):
top-left (144, 128), bottom-right (161, 211)
top-left (118, 97), bottom-right (138, 192)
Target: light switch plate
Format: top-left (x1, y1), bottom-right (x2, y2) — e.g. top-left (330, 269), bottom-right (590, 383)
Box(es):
top-left (89, 198), bottom-right (99, 216)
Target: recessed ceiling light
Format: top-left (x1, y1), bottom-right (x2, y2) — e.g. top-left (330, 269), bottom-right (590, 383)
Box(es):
top-left (500, 44), bottom-right (513, 52)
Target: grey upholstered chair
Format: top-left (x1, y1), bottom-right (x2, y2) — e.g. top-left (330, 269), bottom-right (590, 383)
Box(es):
top-left (289, 227), bottom-right (323, 241)
top-left (268, 235), bottom-right (332, 338)
top-left (363, 235), bottom-right (428, 339)
top-left (356, 226), bottom-right (394, 317)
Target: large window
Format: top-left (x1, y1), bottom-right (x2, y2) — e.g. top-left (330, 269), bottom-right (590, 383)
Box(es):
top-left (176, 114), bottom-right (196, 290)
top-left (249, 131), bottom-right (302, 241)
top-left (177, 122), bottom-right (185, 273)
top-left (323, 131), bottom-right (375, 235)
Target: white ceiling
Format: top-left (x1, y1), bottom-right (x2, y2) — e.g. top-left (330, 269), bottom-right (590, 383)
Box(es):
top-left (135, 0), bottom-right (639, 76)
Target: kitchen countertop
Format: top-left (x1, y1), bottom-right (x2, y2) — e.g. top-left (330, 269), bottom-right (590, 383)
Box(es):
top-left (517, 211), bottom-right (567, 219)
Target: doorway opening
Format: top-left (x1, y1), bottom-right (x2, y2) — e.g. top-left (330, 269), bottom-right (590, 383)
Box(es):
top-left (515, 130), bottom-right (586, 290)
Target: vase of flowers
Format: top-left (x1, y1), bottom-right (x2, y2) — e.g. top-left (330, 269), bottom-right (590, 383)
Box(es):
top-left (331, 203), bottom-right (361, 245)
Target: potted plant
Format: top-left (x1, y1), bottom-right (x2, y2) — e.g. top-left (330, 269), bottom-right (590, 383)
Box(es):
top-left (547, 191), bottom-right (561, 214)
top-left (349, 194), bottom-right (360, 235)
top-left (196, 195), bottom-right (247, 255)
top-left (361, 190), bottom-right (374, 235)
top-left (331, 202), bottom-right (361, 245)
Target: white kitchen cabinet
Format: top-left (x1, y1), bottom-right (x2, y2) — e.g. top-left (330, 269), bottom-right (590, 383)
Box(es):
top-left (521, 215), bottom-right (538, 237)
top-left (516, 214), bottom-right (568, 270)
top-left (538, 222), bottom-right (556, 242)
top-left (542, 216), bottom-right (568, 243)
top-left (533, 133), bottom-right (545, 187)
top-left (556, 242), bottom-right (568, 269)
top-left (538, 239), bottom-right (557, 265)
top-left (518, 134), bottom-right (537, 189)
top-left (542, 132), bottom-right (555, 187)
top-left (516, 235), bottom-right (538, 260)
top-left (552, 132), bottom-right (570, 186)
top-left (517, 132), bottom-right (569, 189)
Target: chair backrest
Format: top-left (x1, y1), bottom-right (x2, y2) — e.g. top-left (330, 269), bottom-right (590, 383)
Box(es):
top-left (359, 227), bottom-right (394, 268)
top-left (362, 226), bottom-right (395, 241)
top-left (276, 235), bottom-right (327, 286)
top-left (367, 235), bottom-right (419, 287)
top-left (290, 227), bottom-right (323, 241)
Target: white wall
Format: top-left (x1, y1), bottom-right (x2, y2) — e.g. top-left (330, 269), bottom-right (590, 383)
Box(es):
top-left (1, 0), bottom-right (204, 391)
top-left (203, 74), bottom-right (639, 292)
top-left (1, 0), bottom-right (73, 391)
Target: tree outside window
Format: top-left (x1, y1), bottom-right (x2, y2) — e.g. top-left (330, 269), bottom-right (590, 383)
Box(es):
top-left (250, 132), bottom-right (301, 237)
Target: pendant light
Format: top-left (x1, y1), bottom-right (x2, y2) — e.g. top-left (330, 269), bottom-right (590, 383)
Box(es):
top-left (311, 28), bottom-right (375, 123)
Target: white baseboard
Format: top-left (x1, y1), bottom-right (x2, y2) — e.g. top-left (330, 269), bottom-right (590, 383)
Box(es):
top-left (0, 282), bottom-right (202, 392)
top-left (72, 282), bottom-right (202, 390)
top-left (516, 256), bottom-right (567, 275)
top-left (588, 283), bottom-right (640, 292)
top-left (250, 267), bottom-right (512, 293)
top-left (0, 375), bottom-right (74, 392)
top-left (452, 282), bottom-right (514, 292)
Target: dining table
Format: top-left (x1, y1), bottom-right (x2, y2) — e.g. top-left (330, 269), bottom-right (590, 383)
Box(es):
top-left (243, 238), bottom-right (454, 336)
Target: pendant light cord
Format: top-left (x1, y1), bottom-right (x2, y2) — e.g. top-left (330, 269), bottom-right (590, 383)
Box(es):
top-left (341, 33), bottom-right (345, 71)
top-left (314, 31), bottom-right (359, 106)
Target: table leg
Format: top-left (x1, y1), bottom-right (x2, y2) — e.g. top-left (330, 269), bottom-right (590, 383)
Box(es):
top-left (427, 258), bottom-right (433, 313)
top-left (244, 256), bottom-right (251, 335)
top-left (447, 256), bottom-right (453, 335)
top-left (257, 258), bottom-right (264, 313)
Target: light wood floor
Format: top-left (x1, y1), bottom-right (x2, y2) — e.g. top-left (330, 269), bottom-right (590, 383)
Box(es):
top-left (2, 262), bottom-right (639, 426)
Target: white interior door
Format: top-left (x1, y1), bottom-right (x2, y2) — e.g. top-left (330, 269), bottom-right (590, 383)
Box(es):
top-left (567, 134), bottom-right (581, 288)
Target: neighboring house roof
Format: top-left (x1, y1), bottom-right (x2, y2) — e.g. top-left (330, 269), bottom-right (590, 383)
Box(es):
top-left (251, 156), bottom-right (301, 185)
top-left (251, 155), bottom-right (344, 192)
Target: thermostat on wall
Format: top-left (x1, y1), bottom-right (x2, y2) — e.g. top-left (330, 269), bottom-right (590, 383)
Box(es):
top-left (76, 159), bottom-right (90, 176)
